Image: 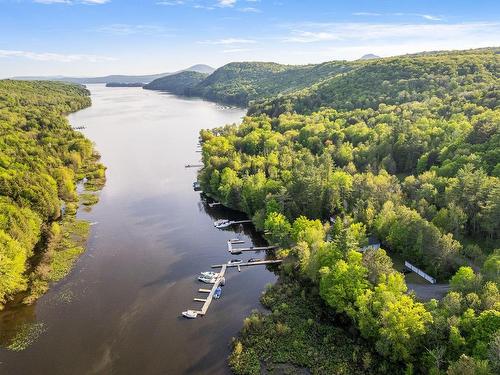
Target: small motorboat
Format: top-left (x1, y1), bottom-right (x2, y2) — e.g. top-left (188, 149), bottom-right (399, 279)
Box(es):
top-left (248, 258), bottom-right (262, 263)
top-left (229, 238), bottom-right (245, 244)
top-left (182, 310), bottom-right (198, 319)
top-left (200, 271), bottom-right (219, 278)
top-left (228, 259), bottom-right (242, 265)
top-left (214, 287), bottom-right (222, 299)
top-left (193, 182), bottom-right (201, 191)
top-left (198, 276), bottom-right (217, 284)
top-left (214, 219), bottom-right (232, 229)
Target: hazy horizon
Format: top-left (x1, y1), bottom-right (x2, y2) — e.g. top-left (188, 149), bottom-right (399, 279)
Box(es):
top-left (1, 0), bottom-right (499, 78)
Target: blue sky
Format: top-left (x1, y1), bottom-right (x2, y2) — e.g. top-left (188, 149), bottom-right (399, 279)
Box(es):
top-left (1, 0), bottom-right (499, 77)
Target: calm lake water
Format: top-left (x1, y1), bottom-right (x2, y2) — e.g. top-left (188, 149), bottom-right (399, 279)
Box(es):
top-left (0, 85), bottom-right (277, 374)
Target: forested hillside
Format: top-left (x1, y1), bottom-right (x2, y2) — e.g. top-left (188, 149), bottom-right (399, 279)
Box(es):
top-left (249, 49), bottom-right (499, 116)
top-left (145, 61), bottom-right (352, 106)
top-left (0, 80), bottom-right (105, 309)
top-left (143, 71), bottom-right (208, 95)
top-left (198, 48), bottom-right (500, 374)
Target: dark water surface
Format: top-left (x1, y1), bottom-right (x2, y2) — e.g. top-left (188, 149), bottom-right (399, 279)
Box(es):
top-left (0, 85), bottom-right (277, 374)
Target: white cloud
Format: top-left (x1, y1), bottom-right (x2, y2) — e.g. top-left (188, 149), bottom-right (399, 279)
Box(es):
top-left (96, 24), bottom-right (171, 36)
top-left (352, 12), bottom-right (381, 16)
top-left (34, 0), bottom-right (111, 4)
top-left (353, 11), bottom-right (444, 21)
top-left (239, 7), bottom-right (260, 13)
top-left (282, 22), bottom-right (500, 43)
top-left (198, 38), bottom-right (256, 44)
top-left (0, 49), bottom-right (115, 63)
top-left (420, 14), bottom-right (443, 21)
top-left (284, 31), bottom-right (340, 43)
top-left (156, 1), bottom-right (185, 5)
top-left (222, 48), bottom-right (253, 53)
top-left (217, 0), bottom-right (236, 7)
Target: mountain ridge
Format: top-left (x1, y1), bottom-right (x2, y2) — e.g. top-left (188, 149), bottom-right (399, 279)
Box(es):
top-left (11, 64), bottom-right (215, 84)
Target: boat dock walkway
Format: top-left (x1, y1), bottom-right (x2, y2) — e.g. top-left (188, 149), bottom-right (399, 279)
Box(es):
top-left (185, 164), bottom-right (203, 168)
top-left (211, 259), bottom-right (283, 268)
top-left (227, 241), bottom-right (278, 254)
top-left (192, 264), bottom-right (227, 316)
top-left (231, 220), bottom-right (252, 225)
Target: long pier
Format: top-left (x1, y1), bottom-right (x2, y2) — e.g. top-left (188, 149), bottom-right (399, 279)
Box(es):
top-left (192, 264), bottom-right (227, 316)
top-left (227, 241), bottom-right (278, 254)
top-left (185, 164), bottom-right (203, 168)
top-left (211, 260), bottom-right (282, 268)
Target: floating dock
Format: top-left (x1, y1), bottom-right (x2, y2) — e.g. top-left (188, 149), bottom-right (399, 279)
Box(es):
top-left (185, 164), bottom-right (203, 168)
top-left (227, 241), bottom-right (278, 254)
top-left (211, 260), bottom-right (282, 269)
top-left (183, 260), bottom-right (282, 318)
top-left (190, 264), bottom-right (227, 316)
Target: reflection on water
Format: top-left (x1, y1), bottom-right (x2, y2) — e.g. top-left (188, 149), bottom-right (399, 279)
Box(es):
top-left (0, 85), bottom-right (277, 375)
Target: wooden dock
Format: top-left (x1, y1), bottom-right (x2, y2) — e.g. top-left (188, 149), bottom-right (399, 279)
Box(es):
top-left (191, 264), bottom-right (227, 316)
top-left (230, 246), bottom-right (278, 253)
top-left (227, 241), bottom-right (278, 254)
top-left (185, 164), bottom-right (203, 168)
top-left (211, 260), bottom-right (282, 269)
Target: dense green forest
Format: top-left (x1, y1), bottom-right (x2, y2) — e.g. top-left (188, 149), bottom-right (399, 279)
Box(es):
top-left (249, 49), bottom-right (499, 117)
top-left (145, 61), bottom-right (353, 106)
top-left (0, 80), bottom-right (105, 309)
top-left (198, 48), bottom-right (500, 374)
top-left (143, 71), bottom-right (208, 94)
top-left (144, 48), bottom-right (499, 112)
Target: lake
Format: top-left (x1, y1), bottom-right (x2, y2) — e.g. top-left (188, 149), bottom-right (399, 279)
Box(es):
top-left (0, 85), bottom-right (277, 374)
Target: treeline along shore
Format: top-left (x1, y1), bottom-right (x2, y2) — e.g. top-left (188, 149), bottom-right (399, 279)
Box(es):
top-left (193, 48), bottom-right (499, 374)
top-left (0, 80), bottom-right (106, 311)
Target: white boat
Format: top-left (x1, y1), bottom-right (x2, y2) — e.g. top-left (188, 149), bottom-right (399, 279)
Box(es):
top-left (228, 259), bottom-right (242, 265)
top-left (200, 271), bottom-right (219, 278)
top-left (214, 219), bottom-right (232, 229)
top-left (182, 310), bottom-right (198, 319)
top-left (229, 238), bottom-right (245, 244)
top-left (198, 276), bottom-right (217, 284)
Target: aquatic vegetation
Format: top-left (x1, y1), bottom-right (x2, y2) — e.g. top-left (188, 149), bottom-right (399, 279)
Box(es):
top-left (6, 322), bottom-right (46, 352)
top-left (80, 193), bottom-right (100, 206)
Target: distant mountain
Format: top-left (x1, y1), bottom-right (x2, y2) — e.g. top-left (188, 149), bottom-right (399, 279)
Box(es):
top-left (359, 54), bottom-right (380, 60)
top-left (185, 64), bottom-right (215, 74)
top-left (11, 64), bottom-right (215, 85)
top-left (144, 71), bottom-right (209, 94)
top-left (105, 82), bottom-right (144, 87)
